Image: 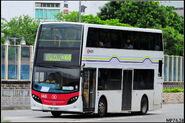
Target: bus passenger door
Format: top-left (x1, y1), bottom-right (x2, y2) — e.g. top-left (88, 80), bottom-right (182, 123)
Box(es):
top-left (82, 68), bottom-right (96, 112)
top-left (122, 70), bottom-right (133, 110)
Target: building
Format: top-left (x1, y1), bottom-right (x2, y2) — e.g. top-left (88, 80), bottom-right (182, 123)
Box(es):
top-left (173, 8), bottom-right (184, 17)
top-left (159, 1), bottom-right (184, 16)
top-left (1, 1), bottom-right (107, 21)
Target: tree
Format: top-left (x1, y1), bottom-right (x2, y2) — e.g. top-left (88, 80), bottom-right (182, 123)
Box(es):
top-left (98, 1), bottom-right (184, 33)
top-left (56, 11), bottom-right (132, 27)
top-left (1, 15), bottom-right (40, 45)
top-left (162, 26), bottom-right (184, 56)
top-left (56, 11), bottom-right (79, 22)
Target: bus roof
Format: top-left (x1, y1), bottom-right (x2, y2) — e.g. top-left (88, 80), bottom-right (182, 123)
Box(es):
top-left (41, 21), bottom-right (162, 33)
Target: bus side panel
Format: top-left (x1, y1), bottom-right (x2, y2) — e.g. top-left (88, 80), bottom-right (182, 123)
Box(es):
top-left (82, 24), bottom-right (164, 113)
top-left (97, 90), bottom-right (122, 113)
top-left (131, 90), bottom-right (154, 111)
top-left (153, 79), bottom-right (163, 109)
top-left (153, 62), bottom-right (163, 110)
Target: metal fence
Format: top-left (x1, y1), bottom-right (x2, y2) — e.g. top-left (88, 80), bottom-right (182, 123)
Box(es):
top-left (1, 44), bottom-right (184, 82)
top-left (1, 89), bottom-right (30, 107)
top-left (1, 44), bottom-right (33, 81)
top-left (164, 55), bottom-right (184, 82)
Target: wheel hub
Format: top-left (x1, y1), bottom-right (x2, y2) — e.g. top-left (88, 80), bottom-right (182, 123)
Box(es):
top-left (99, 102), bottom-right (105, 113)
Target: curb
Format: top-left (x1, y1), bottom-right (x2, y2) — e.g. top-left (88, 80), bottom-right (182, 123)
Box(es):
top-left (1, 106), bottom-right (31, 110)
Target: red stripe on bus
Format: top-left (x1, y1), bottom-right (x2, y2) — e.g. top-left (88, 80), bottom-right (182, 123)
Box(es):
top-left (31, 90), bottom-right (79, 106)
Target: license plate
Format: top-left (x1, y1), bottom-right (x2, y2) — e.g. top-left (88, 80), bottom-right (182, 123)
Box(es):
top-left (49, 107), bottom-right (59, 110)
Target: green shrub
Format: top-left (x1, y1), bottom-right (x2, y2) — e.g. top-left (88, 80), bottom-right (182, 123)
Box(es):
top-left (171, 88), bottom-right (184, 92)
top-left (163, 89), bottom-right (171, 93)
top-left (163, 88), bottom-right (184, 93)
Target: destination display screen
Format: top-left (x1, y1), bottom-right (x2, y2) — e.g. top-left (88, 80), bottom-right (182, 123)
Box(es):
top-left (44, 53), bottom-right (72, 62)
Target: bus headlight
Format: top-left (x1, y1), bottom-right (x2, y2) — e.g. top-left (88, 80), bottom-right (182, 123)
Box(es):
top-left (32, 94), bottom-right (42, 104)
top-left (67, 96), bottom-right (78, 104)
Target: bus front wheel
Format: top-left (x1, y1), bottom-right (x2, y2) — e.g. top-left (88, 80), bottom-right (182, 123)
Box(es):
top-left (51, 111), bottom-right (62, 117)
top-left (140, 96), bottom-right (148, 115)
top-left (98, 98), bottom-right (107, 117)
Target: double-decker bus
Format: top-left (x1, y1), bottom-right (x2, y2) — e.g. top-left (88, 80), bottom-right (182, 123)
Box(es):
top-left (31, 22), bottom-right (164, 117)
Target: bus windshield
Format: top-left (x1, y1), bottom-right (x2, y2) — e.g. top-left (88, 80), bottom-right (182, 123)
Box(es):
top-left (32, 23), bottom-right (83, 93)
top-left (32, 66), bottom-right (80, 93)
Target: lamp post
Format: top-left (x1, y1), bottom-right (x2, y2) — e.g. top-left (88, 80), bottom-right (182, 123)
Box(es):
top-left (4, 36), bottom-right (26, 79)
top-left (5, 36), bottom-right (26, 45)
top-left (79, 0), bottom-right (81, 22)
top-left (79, 1), bottom-right (87, 22)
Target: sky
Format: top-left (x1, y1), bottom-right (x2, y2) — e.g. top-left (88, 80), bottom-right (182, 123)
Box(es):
top-left (1, 1), bottom-right (184, 21)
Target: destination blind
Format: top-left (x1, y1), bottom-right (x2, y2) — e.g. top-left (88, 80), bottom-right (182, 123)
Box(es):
top-left (44, 53), bottom-right (72, 62)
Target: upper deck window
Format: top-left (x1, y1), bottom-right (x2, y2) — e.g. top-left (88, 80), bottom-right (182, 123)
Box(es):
top-left (86, 27), bottom-right (163, 51)
top-left (37, 24), bottom-right (82, 48)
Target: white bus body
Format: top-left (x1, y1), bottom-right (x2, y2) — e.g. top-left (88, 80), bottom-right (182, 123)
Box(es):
top-left (31, 22), bottom-right (163, 117)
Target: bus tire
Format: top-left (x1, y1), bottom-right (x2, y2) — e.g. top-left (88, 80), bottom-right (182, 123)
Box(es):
top-left (51, 111), bottom-right (62, 117)
top-left (98, 98), bottom-right (107, 117)
top-left (140, 96), bottom-right (148, 115)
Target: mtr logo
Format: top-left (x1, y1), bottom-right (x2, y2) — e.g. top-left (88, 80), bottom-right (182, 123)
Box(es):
top-left (52, 94), bottom-right (57, 99)
top-left (87, 49), bottom-right (94, 54)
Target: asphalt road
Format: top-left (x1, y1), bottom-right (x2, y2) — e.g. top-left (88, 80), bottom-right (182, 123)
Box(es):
top-left (1, 103), bottom-right (184, 122)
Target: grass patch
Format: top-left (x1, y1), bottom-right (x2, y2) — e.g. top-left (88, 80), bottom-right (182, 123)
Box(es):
top-left (163, 88), bottom-right (184, 93)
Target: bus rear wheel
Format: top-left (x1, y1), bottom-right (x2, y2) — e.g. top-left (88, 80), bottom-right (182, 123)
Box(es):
top-left (140, 97), bottom-right (148, 115)
top-left (98, 98), bottom-right (107, 117)
top-left (51, 111), bottom-right (62, 117)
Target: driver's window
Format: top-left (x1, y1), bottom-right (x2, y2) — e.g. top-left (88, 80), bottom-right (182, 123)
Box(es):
top-left (34, 72), bottom-right (44, 82)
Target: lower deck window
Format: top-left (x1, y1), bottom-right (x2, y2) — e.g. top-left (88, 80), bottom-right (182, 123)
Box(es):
top-left (133, 69), bottom-right (154, 90)
top-left (98, 69), bottom-right (122, 90)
